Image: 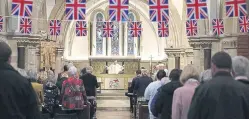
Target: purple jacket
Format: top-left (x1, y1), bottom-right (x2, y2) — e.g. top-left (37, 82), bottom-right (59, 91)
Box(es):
top-left (171, 79), bottom-right (199, 119)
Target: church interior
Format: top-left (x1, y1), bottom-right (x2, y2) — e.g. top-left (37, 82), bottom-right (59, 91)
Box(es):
top-left (1, 0), bottom-right (249, 118)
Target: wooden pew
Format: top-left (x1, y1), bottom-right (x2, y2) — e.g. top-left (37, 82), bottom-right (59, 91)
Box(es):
top-left (138, 104), bottom-right (149, 119)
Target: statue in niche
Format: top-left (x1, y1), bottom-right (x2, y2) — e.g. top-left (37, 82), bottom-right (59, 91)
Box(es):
top-left (106, 60), bottom-right (124, 74)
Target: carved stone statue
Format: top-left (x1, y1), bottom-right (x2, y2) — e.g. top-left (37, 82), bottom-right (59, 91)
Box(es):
top-left (106, 60), bottom-right (124, 74)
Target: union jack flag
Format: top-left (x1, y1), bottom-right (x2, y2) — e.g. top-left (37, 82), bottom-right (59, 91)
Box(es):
top-left (11, 0), bottom-right (33, 17)
top-left (186, 20), bottom-right (198, 36)
top-left (129, 22), bottom-right (142, 37)
top-left (109, 0), bottom-right (129, 21)
top-left (239, 16), bottom-right (249, 32)
top-left (0, 16), bottom-right (3, 32)
top-left (186, 0), bottom-right (208, 19)
top-left (49, 20), bottom-right (61, 36)
top-left (226, 0), bottom-right (247, 17)
top-left (149, 0), bottom-right (169, 22)
top-left (158, 21), bottom-right (169, 37)
top-left (212, 19), bottom-right (224, 36)
top-left (20, 17), bottom-right (32, 34)
top-left (102, 22), bottom-right (114, 37)
top-left (76, 21), bottom-right (87, 36)
top-left (66, 0), bottom-right (86, 20)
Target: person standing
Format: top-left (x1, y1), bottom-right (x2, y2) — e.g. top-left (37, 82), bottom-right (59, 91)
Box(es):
top-left (80, 66), bottom-right (99, 119)
top-left (0, 42), bottom-right (41, 119)
top-left (232, 56), bottom-right (249, 85)
top-left (43, 71), bottom-right (60, 117)
top-left (80, 66), bottom-right (99, 97)
top-left (151, 69), bottom-right (182, 119)
top-left (188, 52), bottom-right (249, 119)
top-left (172, 65), bottom-right (199, 119)
top-left (27, 69), bottom-right (44, 112)
top-left (57, 65), bottom-right (68, 81)
top-left (61, 66), bottom-right (87, 118)
top-left (144, 70), bottom-right (167, 119)
top-left (134, 69), bottom-right (153, 99)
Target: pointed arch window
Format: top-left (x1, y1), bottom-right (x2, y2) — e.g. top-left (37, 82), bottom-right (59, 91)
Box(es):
top-left (111, 22), bottom-right (120, 55)
top-left (127, 12), bottom-right (136, 55)
top-left (95, 13), bottom-right (104, 55)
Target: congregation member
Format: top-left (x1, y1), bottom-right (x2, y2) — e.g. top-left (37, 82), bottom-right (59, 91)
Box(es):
top-left (80, 66), bottom-right (99, 97)
top-left (43, 70), bottom-right (60, 117)
top-left (134, 68), bottom-right (153, 100)
top-left (188, 52), bottom-right (249, 119)
top-left (80, 66), bottom-right (99, 119)
top-left (232, 56), bottom-right (249, 85)
top-left (172, 65), bottom-right (199, 119)
top-left (61, 66), bottom-right (87, 119)
top-left (57, 65), bottom-right (68, 81)
top-left (126, 69), bottom-right (142, 112)
top-left (129, 69), bottom-right (142, 94)
top-left (0, 42), bottom-right (41, 118)
top-left (28, 69), bottom-right (44, 112)
top-left (144, 70), bottom-right (167, 119)
top-left (199, 69), bottom-right (212, 84)
top-left (151, 69), bottom-right (182, 119)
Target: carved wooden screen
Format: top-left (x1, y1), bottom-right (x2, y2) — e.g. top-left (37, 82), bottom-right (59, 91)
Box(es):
top-left (40, 42), bottom-right (56, 70)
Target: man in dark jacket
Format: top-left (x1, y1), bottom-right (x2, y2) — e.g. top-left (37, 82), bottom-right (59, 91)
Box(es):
top-left (0, 42), bottom-right (41, 119)
top-left (129, 69), bottom-right (142, 93)
top-left (126, 69), bottom-right (142, 112)
top-left (80, 66), bottom-right (99, 119)
top-left (134, 69), bottom-right (153, 98)
top-left (151, 69), bottom-right (182, 119)
top-left (188, 52), bottom-right (249, 119)
top-left (80, 67), bottom-right (99, 96)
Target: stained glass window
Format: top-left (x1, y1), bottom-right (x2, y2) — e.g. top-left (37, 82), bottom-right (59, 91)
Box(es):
top-left (127, 12), bottom-right (136, 55)
top-left (95, 13), bottom-right (104, 55)
top-left (111, 22), bottom-right (119, 55)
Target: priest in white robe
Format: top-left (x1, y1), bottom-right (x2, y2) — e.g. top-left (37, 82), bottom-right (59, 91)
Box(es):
top-left (107, 61), bottom-right (124, 74)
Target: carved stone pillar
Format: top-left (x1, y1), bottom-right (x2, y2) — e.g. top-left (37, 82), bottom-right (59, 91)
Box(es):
top-left (204, 48), bottom-right (211, 70)
top-left (190, 43), bottom-right (201, 71)
top-left (221, 36), bottom-right (238, 57)
top-left (17, 45), bottom-right (25, 69)
top-left (189, 38), bottom-right (219, 71)
top-left (55, 48), bottom-right (64, 74)
top-left (175, 56), bottom-right (180, 69)
top-left (166, 53), bottom-right (175, 70)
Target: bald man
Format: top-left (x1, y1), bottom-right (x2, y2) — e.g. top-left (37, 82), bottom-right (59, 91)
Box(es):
top-left (0, 42), bottom-right (41, 119)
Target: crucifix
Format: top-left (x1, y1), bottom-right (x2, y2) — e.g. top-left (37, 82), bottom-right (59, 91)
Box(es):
top-left (149, 55), bottom-right (154, 76)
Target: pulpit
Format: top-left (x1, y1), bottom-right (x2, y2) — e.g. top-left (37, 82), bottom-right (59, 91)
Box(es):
top-left (89, 57), bottom-right (140, 90)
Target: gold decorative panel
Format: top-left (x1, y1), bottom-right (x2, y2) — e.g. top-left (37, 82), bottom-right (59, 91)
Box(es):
top-left (92, 62), bottom-right (106, 74)
top-left (40, 41), bottom-right (56, 70)
top-left (124, 62), bottom-right (139, 74)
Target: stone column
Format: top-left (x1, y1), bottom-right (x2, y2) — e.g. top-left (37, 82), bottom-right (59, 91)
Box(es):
top-left (191, 43), bottom-right (201, 71)
top-left (175, 56), bottom-right (180, 69)
top-left (55, 48), bottom-right (64, 74)
top-left (166, 53), bottom-right (175, 70)
top-left (189, 38), bottom-right (219, 72)
top-left (204, 48), bottom-right (211, 70)
top-left (17, 46), bottom-right (25, 69)
top-left (221, 36), bottom-right (238, 57)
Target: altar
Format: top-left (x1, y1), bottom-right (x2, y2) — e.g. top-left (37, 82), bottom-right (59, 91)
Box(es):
top-left (90, 57), bottom-right (140, 90)
top-left (96, 74), bottom-right (135, 90)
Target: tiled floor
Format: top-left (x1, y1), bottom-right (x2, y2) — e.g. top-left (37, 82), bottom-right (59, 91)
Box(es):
top-left (96, 110), bottom-right (132, 119)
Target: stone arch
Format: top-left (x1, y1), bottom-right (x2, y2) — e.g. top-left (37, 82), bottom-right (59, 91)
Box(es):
top-left (48, 0), bottom-right (185, 59)
top-left (89, 9), bottom-right (106, 22)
